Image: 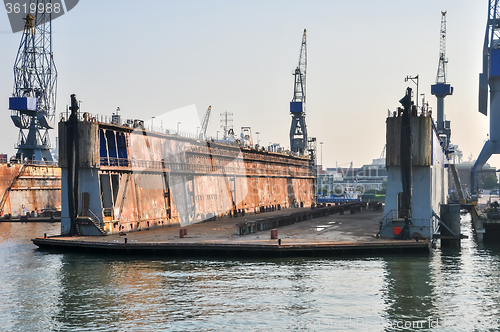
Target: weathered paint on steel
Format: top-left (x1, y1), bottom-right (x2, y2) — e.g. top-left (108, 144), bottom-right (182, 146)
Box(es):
top-left (0, 163), bottom-right (61, 217)
top-left (382, 113), bottom-right (448, 239)
top-left (59, 118), bottom-right (315, 235)
top-left (386, 115), bottom-right (433, 166)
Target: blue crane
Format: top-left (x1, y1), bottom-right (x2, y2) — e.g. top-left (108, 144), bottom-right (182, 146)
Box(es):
top-left (471, 0), bottom-right (500, 192)
top-left (9, 0), bottom-right (57, 162)
top-left (289, 29), bottom-right (307, 154)
top-left (431, 11), bottom-right (453, 147)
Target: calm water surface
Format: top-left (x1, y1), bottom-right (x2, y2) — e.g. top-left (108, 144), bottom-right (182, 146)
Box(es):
top-left (1, 215), bottom-right (500, 331)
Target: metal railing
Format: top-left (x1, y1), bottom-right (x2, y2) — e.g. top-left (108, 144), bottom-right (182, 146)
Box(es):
top-left (88, 208), bottom-right (105, 229)
top-left (3, 158), bottom-right (59, 167)
top-left (100, 157), bottom-right (130, 167)
top-left (377, 209), bottom-right (398, 236)
top-left (98, 157), bottom-right (315, 177)
top-left (103, 208), bottom-right (113, 218)
top-left (58, 111), bottom-right (312, 159)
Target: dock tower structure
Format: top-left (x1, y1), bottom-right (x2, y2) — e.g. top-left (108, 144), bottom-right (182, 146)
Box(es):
top-left (289, 29), bottom-right (307, 155)
top-left (380, 88), bottom-right (449, 240)
top-left (472, 0), bottom-right (500, 191)
top-left (431, 11), bottom-right (453, 147)
top-left (9, 1), bottom-right (57, 162)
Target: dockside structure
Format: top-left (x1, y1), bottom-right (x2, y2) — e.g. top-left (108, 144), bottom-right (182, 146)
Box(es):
top-left (0, 162), bottom-right (60, 217)
top-left (380, 93), bottom-right (449, 240)
top-left (58, 111), bottom-right (315, 236)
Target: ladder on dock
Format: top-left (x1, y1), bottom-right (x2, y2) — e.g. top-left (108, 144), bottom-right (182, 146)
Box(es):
top-left (87, 208), bottom-right (106, 235)
top-left (449, 164), bottom-right (464, 200)
top-left (0, 163), bottom-right (26, 214)
top-left (76, 209), bottom-right (107, 236)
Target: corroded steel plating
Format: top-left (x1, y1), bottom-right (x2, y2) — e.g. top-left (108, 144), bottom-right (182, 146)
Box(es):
top-left (59, 113), bottom-right (315, 236)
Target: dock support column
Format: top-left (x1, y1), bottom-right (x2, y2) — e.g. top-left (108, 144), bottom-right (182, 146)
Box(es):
top-left (440, 204), bottom-right (461, 248)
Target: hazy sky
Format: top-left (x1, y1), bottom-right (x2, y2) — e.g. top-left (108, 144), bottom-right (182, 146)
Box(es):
top-left (0, 0), bottom-right (494, 169)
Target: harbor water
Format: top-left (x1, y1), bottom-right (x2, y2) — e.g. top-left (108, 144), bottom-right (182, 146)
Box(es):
top-left (1, 214), bottom-right (500, 332)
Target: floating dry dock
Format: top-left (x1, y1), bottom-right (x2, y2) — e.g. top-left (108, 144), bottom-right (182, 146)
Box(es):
top-left (57, 108), bottom-right (315, 236)
top-left (0, 162), bottom-right (61, 219)
top-left (32, 205), bottom-right (430, 257)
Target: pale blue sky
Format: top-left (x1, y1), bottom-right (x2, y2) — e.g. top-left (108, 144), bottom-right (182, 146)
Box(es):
top-left (0, 0), bottom-right (492, 168)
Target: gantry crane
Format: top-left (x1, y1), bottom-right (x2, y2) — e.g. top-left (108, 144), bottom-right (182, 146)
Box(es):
top-left (431, 11), bottom-right (453, 147)
top-left (289, 29), bottom-right (307, 154)
top-left (199, 105), bottom-right (211, 140)
top-left (471, 0), bottom-right (500, 191)
top-left (9, 0), bottom-right (57, 162)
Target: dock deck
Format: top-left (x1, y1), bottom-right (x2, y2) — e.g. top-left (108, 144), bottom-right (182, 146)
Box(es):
top-left (32, 206), bottom-right (430, 258)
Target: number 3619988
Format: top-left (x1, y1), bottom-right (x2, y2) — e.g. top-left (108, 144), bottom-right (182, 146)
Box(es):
top-left (5, 2), bottom-right (61, 14)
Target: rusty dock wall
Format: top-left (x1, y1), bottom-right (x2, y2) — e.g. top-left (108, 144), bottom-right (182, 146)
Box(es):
top-left (0, 162), bottom-right (61, 217)
top-left (58, 118), bottom-right (315, 235)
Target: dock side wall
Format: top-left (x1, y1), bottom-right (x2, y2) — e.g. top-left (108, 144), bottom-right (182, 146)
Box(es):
top-left (382, 114), bottom-right (448, 239)
top-left (59, 119), bottom-right (315, 235)
top-left (0, 163), bottom-right (61, 217)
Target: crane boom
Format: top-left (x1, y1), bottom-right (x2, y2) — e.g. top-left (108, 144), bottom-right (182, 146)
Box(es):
top-left (293, 29), bottom-right (307, 103)
top-left (199, 105), bottom-right (211, 140)
top-left (435, 11), bottom-right (448, 84)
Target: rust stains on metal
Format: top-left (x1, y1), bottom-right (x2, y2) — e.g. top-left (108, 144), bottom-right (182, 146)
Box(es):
top-left (58, 117), bottom-right (315, 235)
top-left (0, 163), bottom-right (61, 217)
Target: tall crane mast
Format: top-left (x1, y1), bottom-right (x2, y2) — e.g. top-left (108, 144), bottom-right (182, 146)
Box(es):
top-left (289, 29), bottom-right (307, 154)
top-left (199, 105), bottom-right (211, 140)
top-left (431, 11), bottom-right (453, 145)
top-left (9, 0), bottom-right (57, 162)
top-left (471, 0), bottom-right (500, 191)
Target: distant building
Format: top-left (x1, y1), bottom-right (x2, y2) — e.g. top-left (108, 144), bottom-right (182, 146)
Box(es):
top-left (454, 161), bottom-right (496, 191)
top-left (317, 158), bottom-right (387, 196)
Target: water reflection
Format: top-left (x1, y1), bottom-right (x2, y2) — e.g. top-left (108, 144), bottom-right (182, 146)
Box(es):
top-left (379, 214), bottom-right (500, 332)
top-left (426, 214), bottom-right (500, 331)
top-left (0, 222), bottom-right (62, 331)
top-left (4, 216), bottom-right (500, 331)
top-left (381, 254), bottom-right (434, 331)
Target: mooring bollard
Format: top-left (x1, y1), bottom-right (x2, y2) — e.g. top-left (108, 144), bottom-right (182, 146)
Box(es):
top-left (124, 237), bottom-right (128, 244)
top-left (44, 233), bottom-right (46, 239)
top-left (271, 229), bottom-right (278, 239)
top-left (180, 228), bottom-right (187, 238)
top-left (278, 238), bottom-right (282, 245)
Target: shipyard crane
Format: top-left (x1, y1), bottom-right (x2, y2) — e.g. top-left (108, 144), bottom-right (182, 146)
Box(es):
top-left (380, 145), bottom-right (386, 159)
top-left (289, 29), bottom-right (308, 155)
top-left (199, 105), bottom-right (211, 140)
top-left (431, 11), bottom-right (453, 147)
top-left (9, 0), bottom-right (57, 162)
top-left (471, 0), bottom-right (500, 191)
